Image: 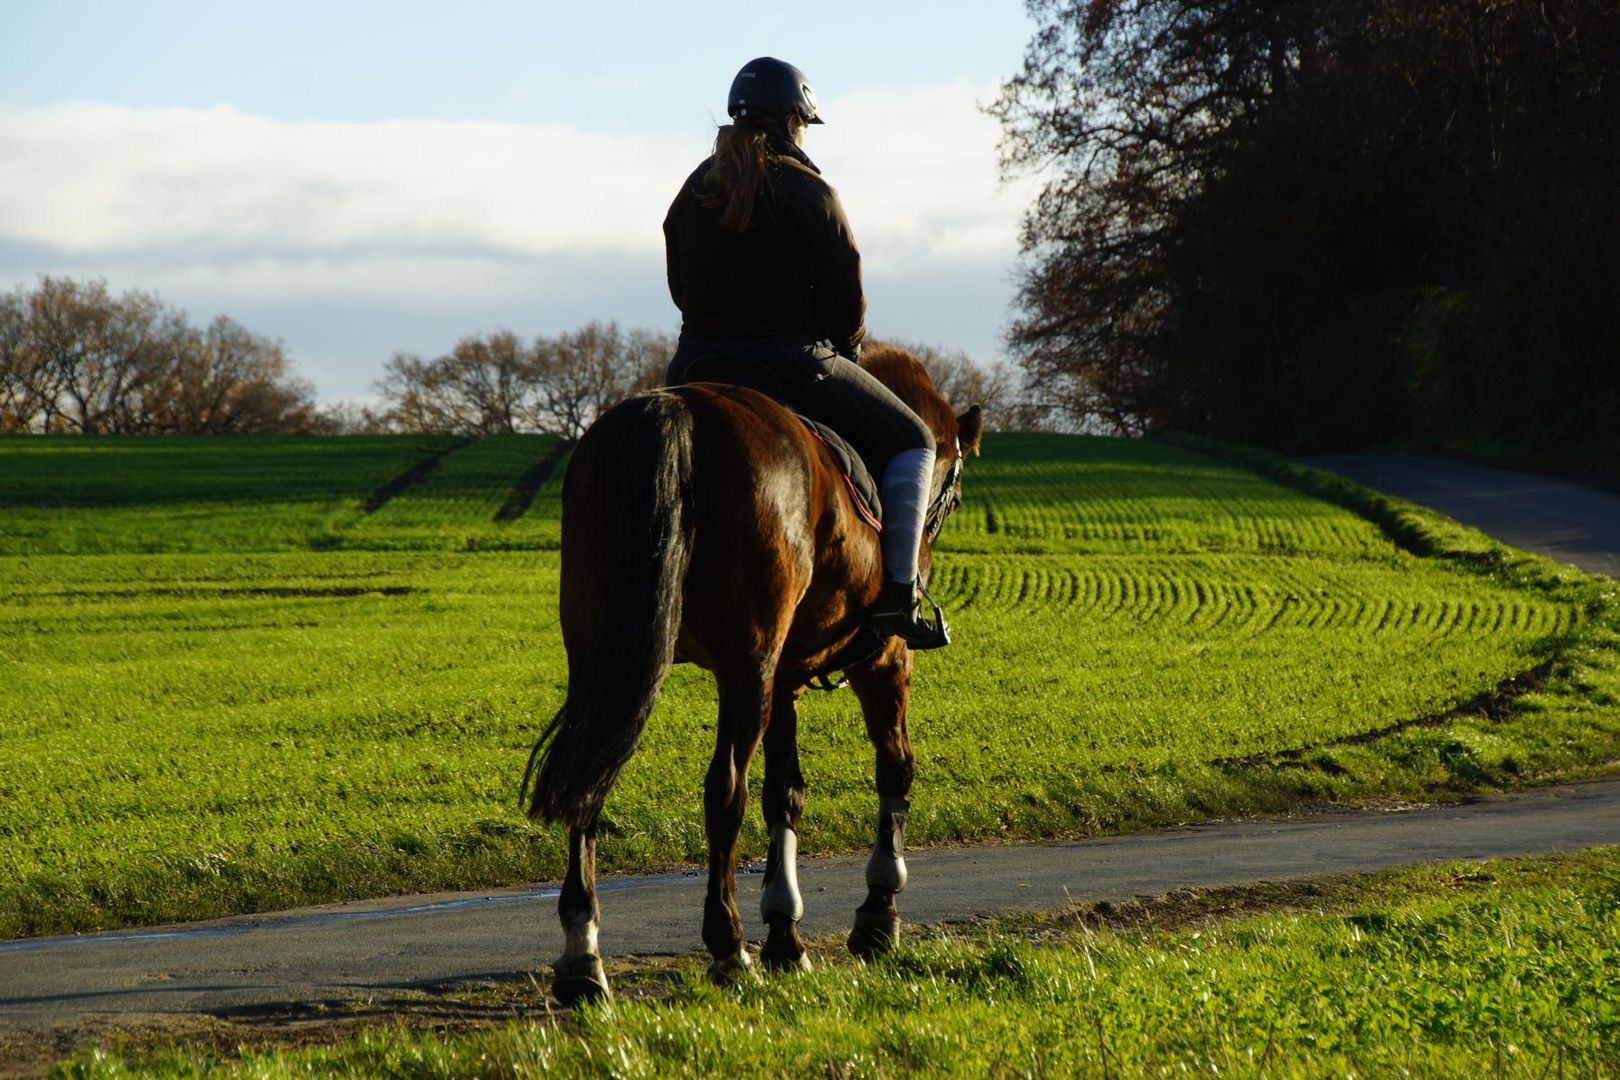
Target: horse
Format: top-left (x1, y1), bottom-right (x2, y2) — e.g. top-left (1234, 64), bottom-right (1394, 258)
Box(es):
top-left (521, 341), bottom-right (983, 1002)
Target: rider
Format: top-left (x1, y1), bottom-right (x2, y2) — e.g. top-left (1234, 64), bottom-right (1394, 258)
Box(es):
top-left (662, 56), bottom-right (945, 649)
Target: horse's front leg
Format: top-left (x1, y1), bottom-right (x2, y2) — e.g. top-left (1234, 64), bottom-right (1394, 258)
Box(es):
top-left (759, 682), bottom-right (810, 971)
top-left (552, 826), bottom-right (609, 1002)
top-left (703, 665), bottom-right (772, 984)
top-left (846, 643), bottom-right (914, 957)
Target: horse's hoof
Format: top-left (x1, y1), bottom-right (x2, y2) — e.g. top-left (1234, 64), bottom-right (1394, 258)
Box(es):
top-left (706, 950), bottom-right (757, 987)
top-left (760, 945), bottom-right (813, 973)
top-left (761, 913), bottom-right (810, 973)
top-left (552, 955), bottom-right (610, 1005)
top-left (848, 910), bottom-right (901, 958)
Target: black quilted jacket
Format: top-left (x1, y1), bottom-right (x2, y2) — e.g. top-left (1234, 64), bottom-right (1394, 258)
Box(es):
top-left (662, 136), bottom-right (866, 359)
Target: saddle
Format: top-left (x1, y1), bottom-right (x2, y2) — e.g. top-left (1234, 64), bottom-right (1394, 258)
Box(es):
top-left (672, 353), bottom-right (940, 684)
top-left (677, 355), bottom-right (883, 532)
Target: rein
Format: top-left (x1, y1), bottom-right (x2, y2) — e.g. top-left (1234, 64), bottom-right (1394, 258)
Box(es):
top-left (924, 440), bottom-right (964, 543)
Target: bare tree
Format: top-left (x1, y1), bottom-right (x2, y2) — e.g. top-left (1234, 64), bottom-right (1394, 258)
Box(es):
top-left (875, 338), bottom-right (1047, 432)
top-left (427, 332), bottom-right (535, 435)
top-left (0, 289), bottom-right (43, 432)
top-left (0, 276), bottom-right (318, 434)
top-left (623, 327), bottom-right (678, 394)
top-left (530, 322), bottom-right (653, 439)
top-left (376, 333), bottom-right (536, 436)
top-left (375, 352), bottom-right (451, 434)
top-left (313, 399), bottom-right (390, 435)
top-left (141, 317), bottom-right (317, 433)
top-left (377, 322), bottom-right (676, 438)
top-left (25, 277), bottom-right (184, 433)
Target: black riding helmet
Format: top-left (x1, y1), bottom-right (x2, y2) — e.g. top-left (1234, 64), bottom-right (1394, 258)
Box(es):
top-left (727, 57), bottom-right (824, 126)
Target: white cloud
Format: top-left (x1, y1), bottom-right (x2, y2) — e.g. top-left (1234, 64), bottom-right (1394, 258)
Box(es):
top-left (0, 84), bottom-right (1037, 397)
top-left (0, 81), bottom-right (1034, 301)
top-left (0, 105), bottom-right (690, 262)
top-left (814, 80), bottom-right (1041, 266)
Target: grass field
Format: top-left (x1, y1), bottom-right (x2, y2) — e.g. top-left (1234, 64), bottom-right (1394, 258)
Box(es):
top-left (2, 432), bottom-right (1618, 937)
top-left (44, 849), bottom-right (1620, 1077)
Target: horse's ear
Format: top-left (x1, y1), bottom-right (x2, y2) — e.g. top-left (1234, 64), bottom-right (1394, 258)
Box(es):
top-left (956, 404), bottom-right (984, 457)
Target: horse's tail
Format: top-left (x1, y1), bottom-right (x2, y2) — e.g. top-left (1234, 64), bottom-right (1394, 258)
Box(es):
top-left (522, 392), bottom-right (694, 830)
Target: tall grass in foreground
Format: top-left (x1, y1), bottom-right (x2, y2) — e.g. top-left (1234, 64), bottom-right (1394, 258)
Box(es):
top-left (59, 850), bottom-right (1620, 1078)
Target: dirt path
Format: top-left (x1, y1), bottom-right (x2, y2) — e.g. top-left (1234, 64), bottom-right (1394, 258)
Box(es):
top-left (3, 779), bottom-right (1618, 1033)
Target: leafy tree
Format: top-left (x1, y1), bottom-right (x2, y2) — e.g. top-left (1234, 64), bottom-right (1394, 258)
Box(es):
top-left (994, 0), bottom-right (1620, 452)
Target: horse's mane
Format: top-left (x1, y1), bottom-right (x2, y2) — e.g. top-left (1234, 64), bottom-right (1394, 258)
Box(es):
top-left (858, 343), bottom-right (957, 443)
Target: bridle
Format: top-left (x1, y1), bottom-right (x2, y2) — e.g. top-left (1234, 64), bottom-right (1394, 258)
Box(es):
top-left (923, 439), bottom-right (965, 544)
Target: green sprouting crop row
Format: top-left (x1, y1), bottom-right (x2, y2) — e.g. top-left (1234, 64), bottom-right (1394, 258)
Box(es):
top-left (57, 850), bottom-right (1620, 1078)
top-left (0, 432), bottom-right (1394, 558)
top-left (941, 433), bottom-right (1401, 557)
top-left (0, 434), bottom-right (564, 555)
top-left (0, 432), bottom-right (1616, 936)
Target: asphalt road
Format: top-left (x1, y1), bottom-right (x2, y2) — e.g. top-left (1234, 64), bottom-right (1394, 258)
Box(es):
top-left (3, 779), bottom-right (1618, 1031)
top-left (5, 451), bottom-right (1618, 1036)
top-left (1303, 451), bottom-right (1620, 578)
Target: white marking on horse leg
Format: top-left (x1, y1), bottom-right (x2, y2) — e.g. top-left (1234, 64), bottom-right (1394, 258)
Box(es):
top-left (707, 947), bottom-right (755, 985)
top-left (560, 912), bottom-right (600, 960)
top-left (760, 824), bottom-right (804, 923)
top-left (864, 796), bottom-right (909, 893)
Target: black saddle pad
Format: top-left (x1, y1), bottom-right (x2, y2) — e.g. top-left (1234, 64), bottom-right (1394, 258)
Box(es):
top-left (796, 416), bottom-right (882, 530)
top-left (676, 356), bottom-right (882, 530)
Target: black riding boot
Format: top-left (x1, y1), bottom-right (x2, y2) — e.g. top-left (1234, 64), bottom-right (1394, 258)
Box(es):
top-left (868, 579), bottom-right (951, 651)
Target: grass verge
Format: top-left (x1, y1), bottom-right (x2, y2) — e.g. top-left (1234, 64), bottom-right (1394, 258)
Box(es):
top-left (27, 847), bottom-right (1620, 1078)
top-left (1160, 431), bottom-right (1620, 777)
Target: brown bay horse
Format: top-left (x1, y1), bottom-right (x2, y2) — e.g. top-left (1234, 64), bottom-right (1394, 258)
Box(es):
top-left (522, 342), bottom-right (983, 1001)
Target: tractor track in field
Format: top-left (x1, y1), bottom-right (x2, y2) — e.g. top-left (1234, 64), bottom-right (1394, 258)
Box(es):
top-left (494, 439), bottom-right (574, 523)
top-left (359, 439), bottom-right (475, 514)
top-left (1208, 655), bottom-right (1557, 771)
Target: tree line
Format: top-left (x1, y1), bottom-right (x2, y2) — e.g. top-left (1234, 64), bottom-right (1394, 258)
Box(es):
top-left (4, 275), bottom-right (1038, 440)
top-left (993, 0), bottom-right (1620, 452)
top-left (367, 323), bottom-right (674, 439)
top-left (368, 332), bottom-right (1035, 438)
top-left (1, 277), bottom-right (318, 434)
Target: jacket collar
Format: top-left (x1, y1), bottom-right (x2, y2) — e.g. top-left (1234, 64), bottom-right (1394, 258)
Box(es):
top-left (768, 131), bottom-right (821, 175)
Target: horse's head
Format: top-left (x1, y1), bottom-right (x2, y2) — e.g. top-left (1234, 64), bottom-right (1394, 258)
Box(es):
top-left (859, 342), bottom-right (984, 540)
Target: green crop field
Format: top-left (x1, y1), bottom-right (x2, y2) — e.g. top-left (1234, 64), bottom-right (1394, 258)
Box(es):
top-left (46, 849), bottom-right (1620, 1077)
top-left (2, 432), bottom-right (1618, 938)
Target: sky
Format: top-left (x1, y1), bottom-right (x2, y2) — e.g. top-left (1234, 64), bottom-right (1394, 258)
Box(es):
top-left (1, 1), bottom-right (1042, 403)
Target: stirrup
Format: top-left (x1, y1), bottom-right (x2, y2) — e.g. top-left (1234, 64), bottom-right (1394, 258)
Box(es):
top-left (868, 582), bottom-right (951, 651)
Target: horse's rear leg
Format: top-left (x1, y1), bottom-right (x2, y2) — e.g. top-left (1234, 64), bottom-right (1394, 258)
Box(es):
top-left (703, 665), bottom-right (773, 983)
top-left (847, 645), bottom-right (914, 957)
top-left (759, 683), bottom-right (810, 971)
top-left (552, 827), bottom-right (609, 1003)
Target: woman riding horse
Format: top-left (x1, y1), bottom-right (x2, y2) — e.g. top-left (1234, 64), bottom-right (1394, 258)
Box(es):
top-left (663, 56), bottom-right (945, 649)
top-left (522, 58), bottom-right (983, 1003)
